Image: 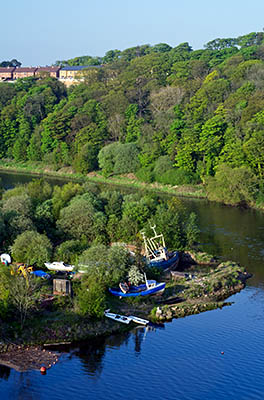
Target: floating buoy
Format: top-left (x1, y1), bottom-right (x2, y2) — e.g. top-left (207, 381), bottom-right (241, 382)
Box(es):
top-left (40, 366), bottom-right (46, 374)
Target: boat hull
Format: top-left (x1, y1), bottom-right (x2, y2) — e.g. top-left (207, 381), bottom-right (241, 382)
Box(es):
top-left (148, 251), bottom-right (179, 270)
top-left (104, 311), bottom-right (132, 324)
top-left (109, 281), bottom-right (166, 297)
top-left (44, 262), bottom-right (74, 272)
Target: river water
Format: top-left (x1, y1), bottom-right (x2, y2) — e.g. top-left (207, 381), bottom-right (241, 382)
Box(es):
top-left (0, 173), bottom-right (264, 400)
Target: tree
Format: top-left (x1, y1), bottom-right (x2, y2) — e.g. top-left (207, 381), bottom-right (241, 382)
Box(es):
top-left (125, 104), bottom-right (143, 143)
top-left (8, 272), bottom-right (40, 327)
top-left (75, 275), bottom-right (106, 318)
top-left (205, 164), bottom-right (258, 206)
top-left (78, 244), bottom-right (131, 287)
top-left (11, 231), bottom-right (53, 266)
top-left (57, 194), bottom-right (107, 244)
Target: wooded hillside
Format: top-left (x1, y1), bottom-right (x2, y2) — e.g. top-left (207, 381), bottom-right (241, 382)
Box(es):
top-left (1, 31), bottom-right (264, 206)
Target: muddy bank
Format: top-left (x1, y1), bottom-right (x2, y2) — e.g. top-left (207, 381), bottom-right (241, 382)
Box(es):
top-left (0, 344), bottom-right (59, 372)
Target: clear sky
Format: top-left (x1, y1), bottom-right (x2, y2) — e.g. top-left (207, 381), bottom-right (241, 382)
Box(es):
top-left (1, 0), bottom-right (264, 66)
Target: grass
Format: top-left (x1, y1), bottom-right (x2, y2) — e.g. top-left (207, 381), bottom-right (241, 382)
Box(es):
top-left (0, 159), bottom-right (207, 199)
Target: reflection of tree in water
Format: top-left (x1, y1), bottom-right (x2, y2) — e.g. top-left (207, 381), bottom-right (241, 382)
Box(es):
top-left (134, 328), bottom-right (145, 355)
top-left (72, 332), bottom-right (132, 377)
top-left (68, 324), bottom-right (165, 376)
top-left (0, 365), bottom-right (10, 380)
top-left (13, 373), bottom-right (35, 400)
top-left (71, 337), bottom-right (107, 378)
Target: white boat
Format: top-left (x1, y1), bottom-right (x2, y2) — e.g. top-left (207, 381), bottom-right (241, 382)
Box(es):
top-left (104, 310), bottom-right (132, 324)
top-left (128, 316), bottom-right (149, 325)
top-left (44, 261), bottom-right (75, 272)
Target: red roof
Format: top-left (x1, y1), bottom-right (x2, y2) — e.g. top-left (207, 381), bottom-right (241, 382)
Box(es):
top-left (14, 67), bottom-right (37, 73)
top-left (0, 67), bottom-right (15, 72)
top-left (36, 67), bottom-right (61, 72)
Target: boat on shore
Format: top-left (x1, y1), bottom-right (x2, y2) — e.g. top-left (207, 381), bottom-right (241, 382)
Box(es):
top-left (109, 279), bottom-right (165, 297)
top-left (44, 261), bottom-right (75, 272)
top-left (104, 310), bottom-right (149, 325)
top-left (104, 310), bottom-right (132, 324)
top-left (141, 226), bottom-right (179, 270)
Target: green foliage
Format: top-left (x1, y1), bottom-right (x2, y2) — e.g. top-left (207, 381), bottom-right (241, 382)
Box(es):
top-left (98, 142), bottom-right (139, 176)
top-left (54, 240), bottom-right (84, 264)
top-left (128, 265), bottom-right (144, 285)
top-left (75, 275), bottom-right (106, 318)
top-left (11, 230), bottom-right (53, 266)
top-left (57, 194), bottom-right (107, 244)
top-left (1, 31), bottom-right (264, 206)
top-left (0, 267), bottom-right (12, 319)
top-left (135, 166), bottom-right (154, 183)
top-left (78, 244), bottom-right (131, 287)
top-left (185, 212), bottom-right (200, 247)
top-left (206, 164), bottom-right (258, 206)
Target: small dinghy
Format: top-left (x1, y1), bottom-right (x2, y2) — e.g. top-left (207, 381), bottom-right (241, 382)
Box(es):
top-left (128, 316), bottom-right (149, 325)
top-left (104, 310), bottom-right (132, 324)
top-left (104, 310), bottom-right (149, 325)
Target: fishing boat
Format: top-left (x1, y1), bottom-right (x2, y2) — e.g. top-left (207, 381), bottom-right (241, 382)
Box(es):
top-left (109, 279), bottom-right (166, 297)
top-left (44, 261), bottom-right (75, 272)
top-left (141, 226), bottom-right (179, 270)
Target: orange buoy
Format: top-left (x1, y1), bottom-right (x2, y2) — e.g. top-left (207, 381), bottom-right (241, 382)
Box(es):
top-left (40, 366), bottom-right (46, 374)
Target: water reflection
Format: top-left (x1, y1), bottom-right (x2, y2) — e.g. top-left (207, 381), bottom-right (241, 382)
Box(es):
top-left (0, 365), bottom-right (10, 380)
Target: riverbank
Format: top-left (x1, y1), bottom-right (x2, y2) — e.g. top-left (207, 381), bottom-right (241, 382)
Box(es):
top-left (0, 250), bottom-right (251, 371)
top-left (0, 159), bottom-right (206, 199)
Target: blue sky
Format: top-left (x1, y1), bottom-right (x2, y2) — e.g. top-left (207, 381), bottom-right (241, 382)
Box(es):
top-left (2, 0), bottom-right (264, 66)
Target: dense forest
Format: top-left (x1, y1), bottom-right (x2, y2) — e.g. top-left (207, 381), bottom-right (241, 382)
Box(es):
top-left (1, 31), bottom-right (264, 206)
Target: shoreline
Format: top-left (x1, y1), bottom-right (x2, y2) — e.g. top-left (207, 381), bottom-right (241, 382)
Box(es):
top-left (0, 251), bottom-right (252, 372)
top-left (0, 160), bottom-right (206, 199)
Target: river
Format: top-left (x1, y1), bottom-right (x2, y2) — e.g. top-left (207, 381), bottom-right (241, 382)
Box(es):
top-left (0, 172), bottom-right (263, 400)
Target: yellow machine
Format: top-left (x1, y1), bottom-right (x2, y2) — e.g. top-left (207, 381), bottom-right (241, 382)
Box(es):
top-left (10, 263), bottom-right (34, 285)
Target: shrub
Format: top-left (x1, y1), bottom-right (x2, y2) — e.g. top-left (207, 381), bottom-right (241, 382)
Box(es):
top-left (153, 156), bottom-right (173, 178)
top-left (135, 166), bottom-right (154, 183)
top-left (78, 244), bottom-right (131, 287)
top-left (98, 142), bottom-right (140, 176)
top-left (158, 168), bottom-right (199, 185)
top-left (205, 164), bottom-right (258, 206)
top-left (54, 240), bottom-right (84, 264)
top-left (76, 276), bottom-right (106, 318)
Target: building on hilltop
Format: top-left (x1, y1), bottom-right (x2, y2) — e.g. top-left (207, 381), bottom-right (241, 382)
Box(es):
top-left (59, 65), bottom-right (103, 86)
top-left (35, 66), bottom-right (61, 78)
top-left (13, 67), bottom-right (37, 79)
top-left (0, 64), bottom-right (103, 86)
top-left (0, 67), bottom-right (16, 81)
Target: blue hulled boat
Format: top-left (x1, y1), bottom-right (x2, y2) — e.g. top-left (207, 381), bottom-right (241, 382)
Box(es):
top-left (109, 280), bottom-right (165, 297)
top-left (141, 226), bottom-right (179, 270)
